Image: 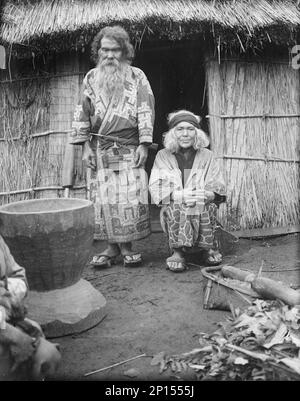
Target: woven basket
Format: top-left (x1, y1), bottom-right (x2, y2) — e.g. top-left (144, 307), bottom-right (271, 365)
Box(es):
top-left (201, 266), bottom-right (261, 311)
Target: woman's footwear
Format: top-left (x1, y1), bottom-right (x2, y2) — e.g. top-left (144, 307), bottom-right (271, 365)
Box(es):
top-left (90, 250), bottom-right (120, 268)
top-left (122, 253), bottom-right (142, 267)
top-left (166, 255), bottom-right (186, 272)
top-left (205, 249), bottom-right (223, 266)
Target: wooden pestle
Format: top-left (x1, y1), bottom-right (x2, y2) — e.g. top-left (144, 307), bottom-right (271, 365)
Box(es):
top-left (251, 277), bottom-right (300, 306)
top-left (221, 265), bottom-right (256, 283)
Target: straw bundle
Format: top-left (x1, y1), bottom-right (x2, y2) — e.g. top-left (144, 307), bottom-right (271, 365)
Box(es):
top-left (0, 54), bottom-right (87, 205)
top-left (1, 0), bottom-right (300, 54)
top-left (206, 59), bottom-right (300, 230)
top-left (0, 78), bottom-right (51, 139)
top-left (0, 131), bottom-right (86, 205)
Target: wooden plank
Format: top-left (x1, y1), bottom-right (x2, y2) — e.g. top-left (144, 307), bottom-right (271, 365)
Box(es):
top-left (150, 220), bottom-right (300, 238)
top-left (0, 185), bottom-right (87, 196)
top-left (233, 225), bottom-right (300, 238)
top-left (208, 113), bottom-right (300, 119)
top-left (0, 129), bottom-right (71, 142)
top-left (0, 71), bottom-right (86, 84)
top-left (216, 154), bottom-right (300, 163)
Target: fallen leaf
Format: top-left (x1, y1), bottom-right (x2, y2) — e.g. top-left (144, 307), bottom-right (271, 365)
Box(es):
top-left (234, 314), bottom-right (266, 338)
top-left (159, 359), bottom-right (167, 374)
top-left (234, 357), bottom-right (248, 365)
top-left (289, 332), bottom-right (300, 348)
top-left (283, 307), bottom-right (299, 322)
top-left (280, 358), bottom-right (300, 375)
top-left (151, 351), bottom-right (166, 366)
top-left (213, 337), bottom-right (227, 347)
top-left (150, 300), bottom-right (300, 381)
top-left (226, 344), bottom-right (271, 362)
top-left (290, 321), bottom-right (300, 330)
top-left (181, 361), bottom-right (188, 371)
top-left (170, 360), bottom-right (177, 372)
top-left (175, 361), bottom-right (182, 372)
top-left (123, 368), bottom-right (139, 378)
top-left (181, 346), bottom-right (213, 357)
top-left (253, 299), bottom-right (269, 311)
top-left (228, 370), bottom-right (237, 379)
top-left (263, 323), bottom-right (288, 349)
top-left (189, 363), bottom-right (206, 370)
top-left (251, 368), bottom-right (266, 381)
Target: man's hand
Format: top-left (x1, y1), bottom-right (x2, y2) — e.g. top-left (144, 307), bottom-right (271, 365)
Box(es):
top-left (134, 144), bottom-right (148, 168)
top-left (82, 142), bottom-right (96, 170)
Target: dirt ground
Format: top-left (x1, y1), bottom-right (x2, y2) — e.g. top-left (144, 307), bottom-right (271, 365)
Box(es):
top-left (52, 232), bottom-right (300, 381)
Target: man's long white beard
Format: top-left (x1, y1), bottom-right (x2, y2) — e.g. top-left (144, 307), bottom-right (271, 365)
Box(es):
top-left (96, 59), bottom-right (126, 98)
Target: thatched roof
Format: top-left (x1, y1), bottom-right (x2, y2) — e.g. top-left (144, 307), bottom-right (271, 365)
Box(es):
top-left (1, 0), bottom-right (300, 56)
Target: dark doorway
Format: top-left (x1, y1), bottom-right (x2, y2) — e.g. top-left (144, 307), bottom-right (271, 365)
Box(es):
top-left (134, 40), bottom-right (208, 221)
top-left (135, 40), bottom-right (208, 146)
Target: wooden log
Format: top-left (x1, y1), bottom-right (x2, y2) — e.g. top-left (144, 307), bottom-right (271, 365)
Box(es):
top-left (0, 185), bottom-right (87, 197)
top-left (221, 265), bottom-right (256, 283)
top-left (251, 277), bottom-right (300, 306)
top-left (203, 279), bottom-right (213, 310)
top-left (207, 113), bottom-right (300, 119)
top-left (216, 154), bottom-right (300, 163)
top-left (232, 225), bottom-right (300, 239)
top-left (62, 141), bottom-right (76, 188)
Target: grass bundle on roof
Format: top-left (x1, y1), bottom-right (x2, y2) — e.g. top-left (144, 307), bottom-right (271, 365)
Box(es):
top-left (1, 0), bottom-right (300, 56)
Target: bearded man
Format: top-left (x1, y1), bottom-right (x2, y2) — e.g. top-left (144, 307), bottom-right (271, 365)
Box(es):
top-left (70, 26), bottom-right (155, 268)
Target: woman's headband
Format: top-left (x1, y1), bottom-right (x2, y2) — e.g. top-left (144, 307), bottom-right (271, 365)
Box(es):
top-left (168, 113), bottom-right (200, 130)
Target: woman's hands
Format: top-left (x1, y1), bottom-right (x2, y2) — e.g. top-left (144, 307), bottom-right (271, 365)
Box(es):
top-left (204, 190), bottom-right (215, 204)
top-left (173, 189), bottom-right (215, 207)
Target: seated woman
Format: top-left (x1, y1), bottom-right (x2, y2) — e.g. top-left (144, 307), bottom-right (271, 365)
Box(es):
top-left (149, 110), bottom-right (226, 272)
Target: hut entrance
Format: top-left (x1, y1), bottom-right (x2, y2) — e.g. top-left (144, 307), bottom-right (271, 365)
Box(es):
top-left (135, 40), bottom-right (208, 222)
top-left (135, 40), bottom-right (208, 149)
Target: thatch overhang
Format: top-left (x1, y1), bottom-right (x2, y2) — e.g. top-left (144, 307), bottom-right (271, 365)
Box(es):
top-left (1, 0), bottom-right (300, 57)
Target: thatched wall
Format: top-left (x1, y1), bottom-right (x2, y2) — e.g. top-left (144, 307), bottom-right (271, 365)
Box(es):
top-left (1, 48), bottom-right (299, 232)
top-left (0, 53), bottom-right (87, 204)
top-left (206, 59), bottom-right (300, 231)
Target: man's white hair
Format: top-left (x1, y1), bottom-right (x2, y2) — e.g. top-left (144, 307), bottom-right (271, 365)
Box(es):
top-left (164, 110), bottom-right (209, 153)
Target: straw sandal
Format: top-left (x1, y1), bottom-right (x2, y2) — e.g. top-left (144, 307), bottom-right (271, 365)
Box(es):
top-left (166, 255), bottom-right (187, 272)
top-left (122, 252), bottom-right (142, 267)
top-left (90, 249), bottom-right (120, 268)
top-left (205, 249), bottom-right (223, 266)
